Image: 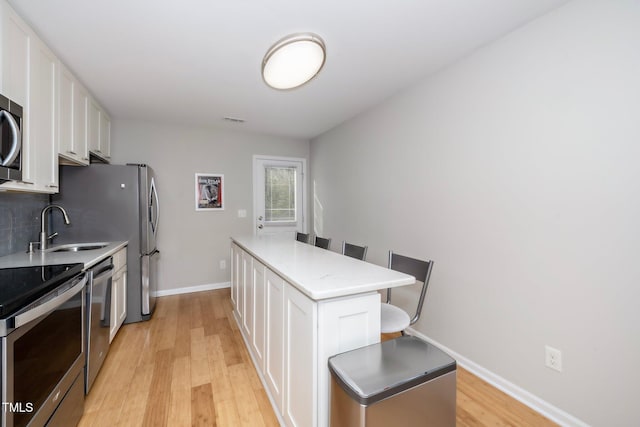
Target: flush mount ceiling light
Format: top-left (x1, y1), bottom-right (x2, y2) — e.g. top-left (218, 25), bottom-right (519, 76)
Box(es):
top-left (262, 33), bottom-right (326, 90)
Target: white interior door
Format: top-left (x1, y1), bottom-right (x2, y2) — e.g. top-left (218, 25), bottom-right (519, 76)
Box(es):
top-left (254, 156), bottom-right (306, 237)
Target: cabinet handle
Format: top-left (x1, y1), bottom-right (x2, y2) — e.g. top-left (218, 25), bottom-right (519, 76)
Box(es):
top-left (82, 157), bottom-right (89, 161)
top-left (67, 150), bottom-right (77, 155)
top-left (46, 184), bottom-right (58, 188)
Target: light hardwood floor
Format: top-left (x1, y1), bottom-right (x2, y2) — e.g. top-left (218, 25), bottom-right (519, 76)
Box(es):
top-left (78, 289), bottom-right (556, 427)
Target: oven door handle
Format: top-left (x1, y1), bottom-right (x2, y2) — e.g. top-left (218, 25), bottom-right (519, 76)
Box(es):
top-left (13, 274), bottom-right (87, 328)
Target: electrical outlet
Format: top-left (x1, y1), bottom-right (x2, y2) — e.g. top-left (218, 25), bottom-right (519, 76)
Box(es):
top-left (219, 260), bottom-right (226, 270)
top-left (545, 345), bottom-right (562, 372)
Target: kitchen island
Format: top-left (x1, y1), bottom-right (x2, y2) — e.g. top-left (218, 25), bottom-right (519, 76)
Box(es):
top-left (230, 235), bottom-right (414, 427)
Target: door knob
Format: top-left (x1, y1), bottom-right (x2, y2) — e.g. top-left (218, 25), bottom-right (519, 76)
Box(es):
top-left (258, 224), bottom-right (264, 229)
top-left (258, 216), bottom-right (264, 221)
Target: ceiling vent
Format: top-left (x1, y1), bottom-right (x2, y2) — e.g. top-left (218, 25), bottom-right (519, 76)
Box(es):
top-left (223, 117), bottom-right (246, 123)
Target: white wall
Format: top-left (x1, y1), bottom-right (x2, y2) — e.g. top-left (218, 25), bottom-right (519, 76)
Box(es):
top-left (310, 1), bottom-right (640, 425)
top-left (111, 120), bottom-right (309, 293)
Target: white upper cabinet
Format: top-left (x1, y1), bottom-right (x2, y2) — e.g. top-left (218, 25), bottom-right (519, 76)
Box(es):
top-left (0, 2), bottom-right (28, 106)
top-left (73, 84), bottom-right (90, 163)
top-left (29, 37), bottom-right (58, 191)
top-left (58, 62), bottom-right (89, 165)
top-left (89, 97), bottom-right (111, 162)
top-left (0, 0), bottom-right (112, 193)
top-left (1, 2), bottom-right (35, 189)
top-left (99, 108), bottom-right (111, 160)
top-left (0, 2), bottom-right (58, 193)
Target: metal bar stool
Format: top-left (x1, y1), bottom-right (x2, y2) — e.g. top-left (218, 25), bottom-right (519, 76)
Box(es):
top-left (381, 251), bottom-right (434, 334)
top-left (314, 236), bottom-right (331, 249)
top-left (341, 241), bottom-right (368, 261)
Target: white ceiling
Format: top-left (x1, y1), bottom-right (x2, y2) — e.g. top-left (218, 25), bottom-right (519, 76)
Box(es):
top-left (9, 0), bottom-right (569, 140)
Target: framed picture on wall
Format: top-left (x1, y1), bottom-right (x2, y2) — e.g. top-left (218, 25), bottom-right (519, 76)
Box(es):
top-left (195, 173), bottom-right (224, 211)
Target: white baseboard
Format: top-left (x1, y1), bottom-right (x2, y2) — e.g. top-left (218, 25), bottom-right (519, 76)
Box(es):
top-left (153, 281), bottom-right (230, 297)
top-left (405, 327), bottom-right (589, 427)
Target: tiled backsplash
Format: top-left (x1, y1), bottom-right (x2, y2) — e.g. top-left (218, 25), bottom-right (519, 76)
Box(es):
top-left (0, 192), bottom-right (49, 257)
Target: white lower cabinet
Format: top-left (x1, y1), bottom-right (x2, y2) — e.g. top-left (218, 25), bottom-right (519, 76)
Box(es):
top-left (110, 247), bottom-right (127, 342)
top-left (316, 293), bottom-right (381, 427)
top-left (230, 243), bottom-right (239, 308)
top-left (284, 283), bottom-right (317, 427)
top-left (252, 260), bottom-right (266, 371)
top-left (241, 250), bottom-right (253, 342)
top-left (265, 268), bottom-right (285, 412)
top-left (231, 244), bottom-right (380, 427)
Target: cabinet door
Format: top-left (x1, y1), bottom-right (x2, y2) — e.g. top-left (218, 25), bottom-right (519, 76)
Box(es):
top-left (317, 293), bottom-right (381, 427)
top-left (99, 110), bottom-right (111, 160)
top-left (73, 84), bottom-right (89, 163)
top-left (110, 271), bottom-right (121, 343)
top-left (0, 3), bottom-right (61, 193)
top-left (230, 243), bottom-right (239, 307)
top-left (110, 247), bottom-right (128, 342)
top-left (58, 63), bottom-right (89, 165)
top-left (235, 249), bottom-right (244, 322)
top-left (241, 251), bottom-right (253, 341)
top-left (117, 269), bottom-right (127, 327)
top-left (265, 268), bottom-right (285, 413)
top-left (57, 64), bottom-right (75, 161)
top-left (0, 5), bottom-right (34, 189)
top-left (29, 37), bottom-right (58, 192)
top-left (110, 267), bottom-right (127, 343)
top-left (1, 4), bottom-right (29, 107)
top-left (284, 283), bottom-right (317, 427)
top-left (88, 97), bottom-right (100, 155)
top-left (251, 260), bottom-right (266, 371)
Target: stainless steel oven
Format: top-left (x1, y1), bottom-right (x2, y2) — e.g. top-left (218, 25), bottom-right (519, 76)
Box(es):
top-left (0, 264), bottom-right (86, 427)
top-left (0, 94), bottom-right (22, 183)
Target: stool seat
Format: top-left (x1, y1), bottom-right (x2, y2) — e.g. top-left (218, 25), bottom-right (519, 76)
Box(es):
top-left (380, 303), bottom-right (411, 333)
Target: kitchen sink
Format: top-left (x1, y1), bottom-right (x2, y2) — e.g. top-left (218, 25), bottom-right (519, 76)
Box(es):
top-left (48, 243), bottom-right (109, 253)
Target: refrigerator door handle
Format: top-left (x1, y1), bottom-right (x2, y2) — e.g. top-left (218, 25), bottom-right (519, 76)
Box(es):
top-left (149, 177), bottom-right (159, 235)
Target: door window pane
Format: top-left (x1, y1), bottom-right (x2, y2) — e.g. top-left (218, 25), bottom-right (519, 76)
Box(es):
top-left (265, 166), bottom-right (296, 222)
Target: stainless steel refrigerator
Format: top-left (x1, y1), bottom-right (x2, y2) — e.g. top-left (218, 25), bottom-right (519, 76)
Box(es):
top-left (53, 163), bottom-right (160, 323)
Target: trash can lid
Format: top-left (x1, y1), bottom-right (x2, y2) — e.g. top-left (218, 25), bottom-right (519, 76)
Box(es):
top-left (328, 336), bottom-right (456, 406)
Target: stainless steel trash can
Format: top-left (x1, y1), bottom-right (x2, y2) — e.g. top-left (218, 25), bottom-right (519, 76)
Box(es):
top-left (328, 336), bottom-right (456, 427)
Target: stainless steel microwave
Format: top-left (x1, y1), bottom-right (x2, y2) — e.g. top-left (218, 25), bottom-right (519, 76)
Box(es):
top-left (0, 94), bottom-right (23, 183)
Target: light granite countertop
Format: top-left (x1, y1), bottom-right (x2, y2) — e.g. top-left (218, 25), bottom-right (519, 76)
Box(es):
top-left (0, 241), bottom-right (128, 270)
top-left (232, 234), bottom-right (414, 300)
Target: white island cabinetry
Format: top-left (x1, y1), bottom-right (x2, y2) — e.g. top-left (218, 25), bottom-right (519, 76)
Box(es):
top-left (230, 236), bottom-right (414, 427)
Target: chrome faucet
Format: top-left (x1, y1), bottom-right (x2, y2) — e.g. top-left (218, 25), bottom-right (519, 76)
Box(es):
top-left (38, 204), bottom-right (71, 251)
